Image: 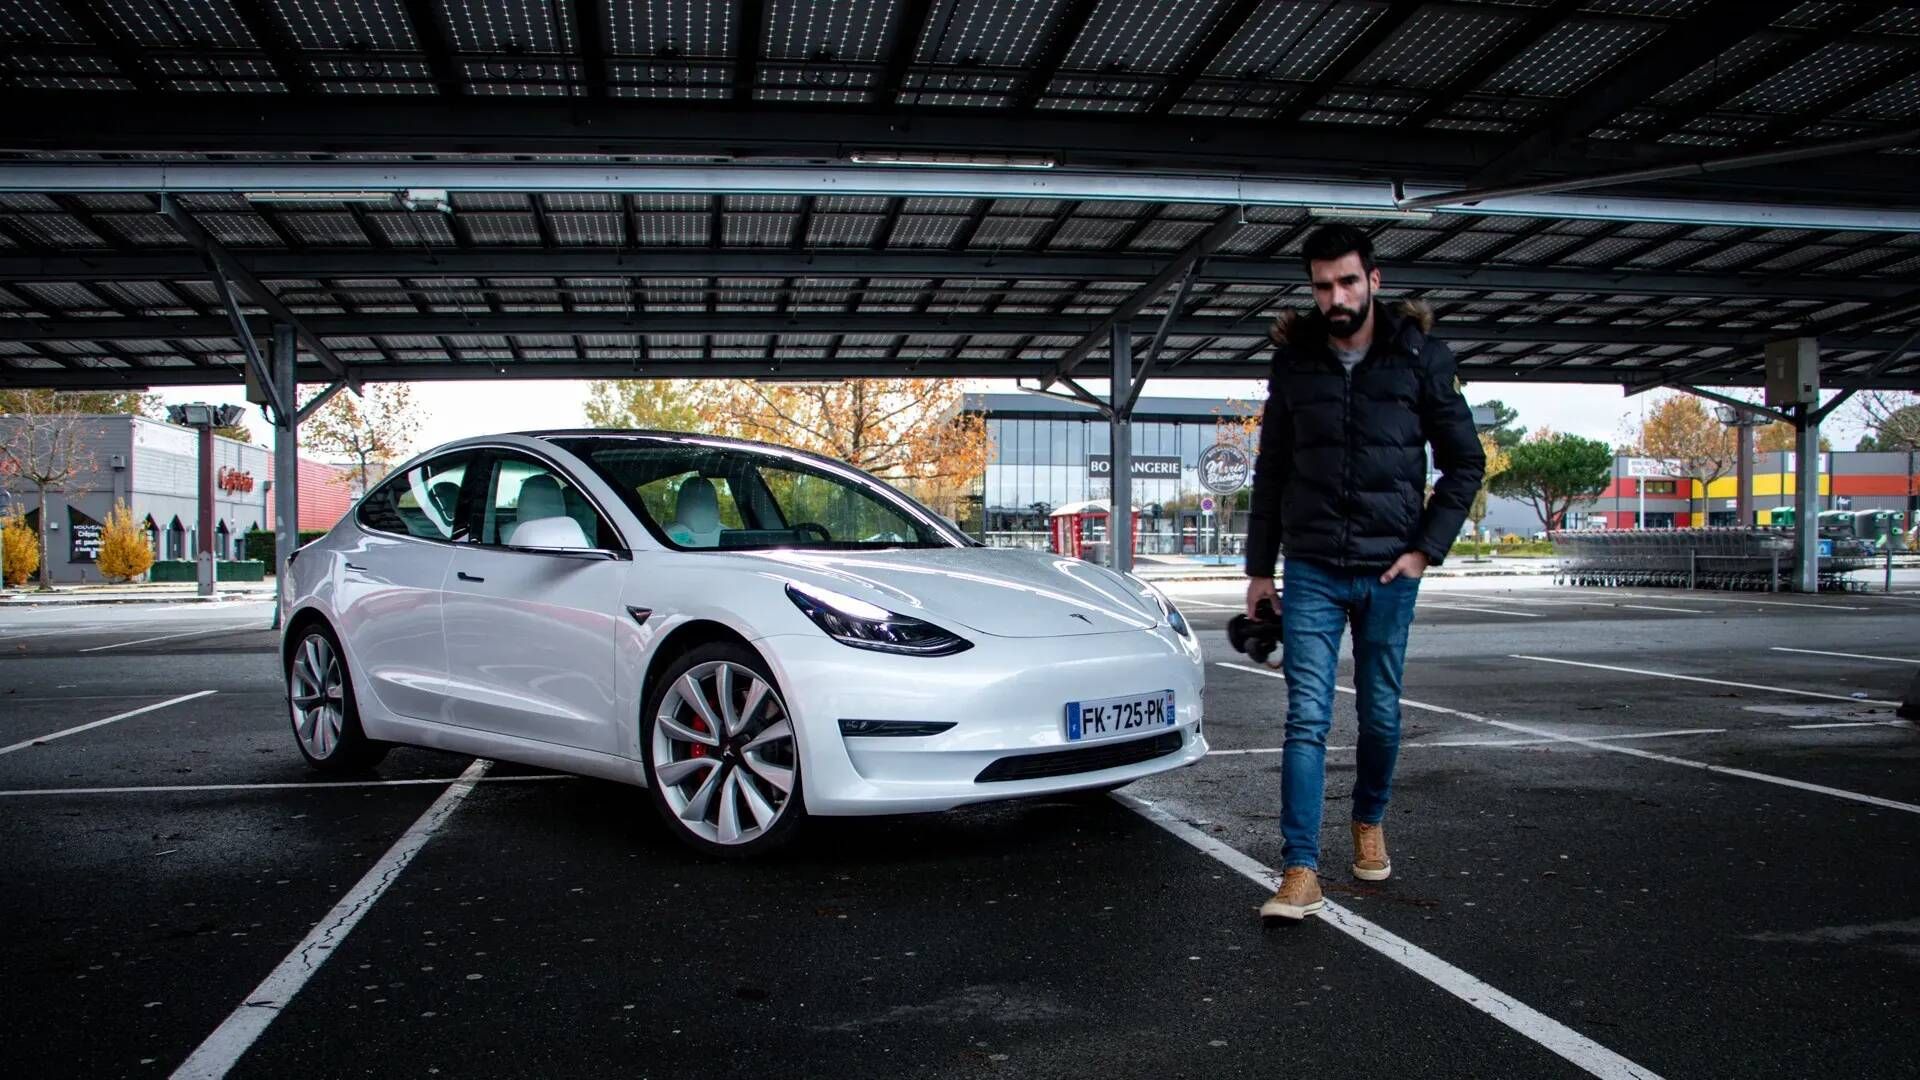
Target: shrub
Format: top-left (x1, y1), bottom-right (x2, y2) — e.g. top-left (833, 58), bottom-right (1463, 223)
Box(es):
top-left (2, 510), bottom-right (38, 587)
top-left (244, 526), bottom-right (329, 566)
top-left (95, 501), bottom-right (154, 583)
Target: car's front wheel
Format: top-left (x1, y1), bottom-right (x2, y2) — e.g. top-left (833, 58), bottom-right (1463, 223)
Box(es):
top-left (641, 643), bottom-right (804, 857)
top-left (286, 622), bottom-right (388, 772)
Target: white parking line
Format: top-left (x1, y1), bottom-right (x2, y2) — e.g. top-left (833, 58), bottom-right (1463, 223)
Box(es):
top-left (1589, 592), bottom-right (1866, 612)
top-left (0, 692), bottom-right (217, 757)
top-left (1453, 595), bottom-right (1704, 615)
top-left (0, 623), bottom-right (112, 641)
top-left (0, 773), bottom-right (572, 798)
top-left (1204, 725), bottom-right (1724, 755)
top-left (1220, 664), bottom-right (1920, 814)
top-left (1171, 597), bottom-right (1242, 610)
top-left (1121, 794), bottom-right (1665, 1080)
top-left (1787, 721), bottom-right (1912, 730)
top-left (1770, 647), bottom-right (1920, 666)
top-left (79, 624), bottom-right (261, 653)
top-left (1421, 603), bottom-right (1546, 618)
top-left (1510, 655), bottom-right (1902, 707)
top-left (171, 759), bottom-right (491, 1080)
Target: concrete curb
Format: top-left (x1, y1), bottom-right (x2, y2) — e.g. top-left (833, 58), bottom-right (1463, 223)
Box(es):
top-left (0, 591), bottom-right (273, 607)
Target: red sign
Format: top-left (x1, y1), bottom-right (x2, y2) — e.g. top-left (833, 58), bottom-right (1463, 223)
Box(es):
top-left (217, 466), bottom-right (256, 494)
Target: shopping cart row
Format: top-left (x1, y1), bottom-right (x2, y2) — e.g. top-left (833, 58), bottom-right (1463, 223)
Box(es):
top-left (1550, 528), bottom-right (1878, 592)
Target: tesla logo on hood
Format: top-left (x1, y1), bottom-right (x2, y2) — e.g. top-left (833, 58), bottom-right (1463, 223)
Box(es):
top-left (1069, 613), bottom-right (1092, 624)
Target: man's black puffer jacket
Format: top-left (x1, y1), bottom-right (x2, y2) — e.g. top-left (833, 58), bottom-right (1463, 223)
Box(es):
top-left (1244, 300), bottom-right (1485, 577)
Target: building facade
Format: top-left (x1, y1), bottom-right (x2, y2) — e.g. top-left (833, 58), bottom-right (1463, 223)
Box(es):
top-left (965, 393), bottom-right (1257, 553)
top-left (1477, 451), bottom-right (1919, 536)
top-left (1, 414), bottom-right (354, 584)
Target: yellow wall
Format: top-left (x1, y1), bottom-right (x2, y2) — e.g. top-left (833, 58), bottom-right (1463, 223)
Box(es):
top-left (1703, 474), bottom-right (1830, 498)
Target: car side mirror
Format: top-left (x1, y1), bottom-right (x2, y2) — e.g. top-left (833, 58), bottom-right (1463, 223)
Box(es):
top-left (509, 516), bottom-right (616, 559)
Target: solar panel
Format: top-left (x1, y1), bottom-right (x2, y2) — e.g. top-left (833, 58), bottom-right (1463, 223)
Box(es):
top-left (99, 0), bottom-right (254, 48)
top-left (442, 0), bottom-right (574, 53)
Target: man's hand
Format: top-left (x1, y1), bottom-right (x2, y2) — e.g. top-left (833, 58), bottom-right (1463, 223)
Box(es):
top-left (1380, 551), bottom-right (1429, 584)
top-left (1246, 576), bottom-right (1279, 620)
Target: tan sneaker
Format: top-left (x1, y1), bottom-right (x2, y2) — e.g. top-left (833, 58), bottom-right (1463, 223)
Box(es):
top-left (1351, 821), bottom-right (1391, 881)
top-left (1260, 866), bottom-right (1324, 921)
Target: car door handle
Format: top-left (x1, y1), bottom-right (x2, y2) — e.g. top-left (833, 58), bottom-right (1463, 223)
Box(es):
top-left (457, 571), bottom-right (485, 583)
top-left (344, 562), bottom-right (368, 572)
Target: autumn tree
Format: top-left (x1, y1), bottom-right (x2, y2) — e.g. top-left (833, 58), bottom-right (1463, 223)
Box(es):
top-left (584, 379), bottom-right (728, 432)
top-left (1628, 394), bottom-right (1735, 526)
top-left (95, 501), bottom-right (154, 583)
top-left (714, 379), bottom-right (990, 520)
top-left (0, 389), bottom-right (160, 417)
top-left (1465, 432), bottom-right (1511, 545)
top-left (1854, 392), bottom-right (1920, 453)
top-left (300, 383), bottom-right (421, 494)
top-left (1489, 430), bottom-right (1613, 532)
top-left (1755, 422), bottom-right (1830, 453)
top-left (2, 508), bottom-right (36, 587)
top-left (0, 394), bottom-right (99, 589)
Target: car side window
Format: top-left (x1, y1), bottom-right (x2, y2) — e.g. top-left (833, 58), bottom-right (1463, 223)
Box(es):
top-left (357, 454), bottom-right (470, 541)
top-left (478, 452), bottom-right (617, 549)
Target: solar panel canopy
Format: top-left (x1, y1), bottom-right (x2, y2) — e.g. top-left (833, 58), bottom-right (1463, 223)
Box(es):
top-left (0, 0), bottom-right (1913, 392)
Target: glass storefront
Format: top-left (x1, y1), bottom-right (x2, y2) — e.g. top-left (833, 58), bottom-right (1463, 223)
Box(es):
top-left (965, 395), bottom-right (1251, 554)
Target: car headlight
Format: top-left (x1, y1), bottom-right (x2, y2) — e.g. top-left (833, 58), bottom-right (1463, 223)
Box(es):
top-left (1126, 575), bottom-right (1191, 638)
top-left (784, 582), bottom-right (973, 657)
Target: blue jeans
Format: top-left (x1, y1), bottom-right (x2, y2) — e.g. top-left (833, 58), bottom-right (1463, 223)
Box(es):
top-left (1278, 557), bottom-right (1420, 871)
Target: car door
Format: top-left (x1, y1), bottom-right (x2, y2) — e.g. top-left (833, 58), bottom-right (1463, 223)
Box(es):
top-left (334, 451), bottom-right (472, 724)
top-left (440, 448), bottom-right (627, 754)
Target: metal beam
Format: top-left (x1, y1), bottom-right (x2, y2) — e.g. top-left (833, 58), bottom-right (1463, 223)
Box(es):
top-left (573, 0), bottom-right (609, 99)
top-left (877, 0), bottom-right (935, 106)
top-left (1404, 0), bottom-right (1583, 130)
top-left (1049, 211), bottom-right (1242, 382)
top-left (1147, 0), bottom-right (1264, 116)
top-left (1402, 125), bottom-right (1920, 211)
top-left (3, 312), bottom-right (1912, 353)
top-left (230, 1), bottom-right (314, 96)
top-left (157, 196), bottom-right (356, 388)
top-left (733, 0), bottom-right (764, 101)
top-left (1677, 385), bottom-right (1794, 426)
top-left (1016, 0), bottom-right (1100, 110)
top-left (1276, 3), bottom-right (1419, 123)
top-left (3, 92), bottom-right (1918, 203)
top-left (1467, 0), bottom-right (1804, 186)
top-left (57, 0), bottom-right (159, 95)
top-left (0, 250), bottom-right (1906, 303)
top-left (400, 0), bottom-right (461, 97)
top-left (5, 358), bottom-right (1916, 392)
top-left (5, 160), bottom-right (1916, 232)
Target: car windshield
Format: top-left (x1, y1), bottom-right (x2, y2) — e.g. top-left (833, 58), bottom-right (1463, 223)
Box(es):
top-left (552, 436), bottom-right (964, 552)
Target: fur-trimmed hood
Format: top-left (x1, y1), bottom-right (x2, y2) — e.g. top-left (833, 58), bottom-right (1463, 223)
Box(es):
top-left (1269, 300), bottom-right (1435, 349)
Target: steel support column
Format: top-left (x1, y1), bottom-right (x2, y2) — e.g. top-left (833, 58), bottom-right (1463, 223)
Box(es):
top-left (1794, 405), bottom-right (1820, 593)
top-left (272, 324), bottom-right (299, 630)
top-left (1736, 422), bottom-right (1753, 527)
top-left (1110, 324), bottom-right (1133, 576)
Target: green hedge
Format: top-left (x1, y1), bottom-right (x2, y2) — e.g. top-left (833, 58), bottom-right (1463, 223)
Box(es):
top-left (1452, 541), bottom-right (1557, 558)
top-left (243, 528), bottom-right (329, 565)
top-left (149, 559), bottom-right (266, 583)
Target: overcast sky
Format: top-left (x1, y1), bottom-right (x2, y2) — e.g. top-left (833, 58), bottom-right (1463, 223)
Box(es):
top-left (154, 376), bottom-right (1873, 461)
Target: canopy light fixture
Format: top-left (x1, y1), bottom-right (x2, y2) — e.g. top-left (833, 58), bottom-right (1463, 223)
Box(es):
top-left (243, 191), bottom-right (396, 204)
top-left (850, 151), bottom-right (1056, 169)
top-left (1305, 206), bottom-right (1434, 222)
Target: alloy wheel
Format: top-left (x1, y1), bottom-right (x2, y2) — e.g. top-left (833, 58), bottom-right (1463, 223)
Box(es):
top-left (651, 660), bottom-right (797, 846)
top-left (290, 633), bottom-right (346, 760)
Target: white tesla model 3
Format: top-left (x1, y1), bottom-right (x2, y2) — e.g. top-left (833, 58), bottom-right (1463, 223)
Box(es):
top-left (281, 431), bottom-right (1206, 855)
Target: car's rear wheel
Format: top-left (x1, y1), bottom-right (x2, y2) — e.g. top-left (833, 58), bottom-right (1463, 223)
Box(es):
top-left (287, 623), bottom-right (388, 773)
top-left (642, 643), bottom-right (804, 857)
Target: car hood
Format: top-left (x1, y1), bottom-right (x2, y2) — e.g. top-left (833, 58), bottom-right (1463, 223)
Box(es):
top-left (743, 547), bottom-right (1162, 638)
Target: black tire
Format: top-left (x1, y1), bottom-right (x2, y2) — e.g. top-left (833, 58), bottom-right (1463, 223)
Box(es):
top-left (286, 621), bottom-right (389, 773)
top-left (641, 642), bottom-right (805, 858)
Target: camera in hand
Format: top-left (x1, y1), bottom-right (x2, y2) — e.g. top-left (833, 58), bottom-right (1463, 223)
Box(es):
top-left (1227, 598), bottom-right (1283, 667)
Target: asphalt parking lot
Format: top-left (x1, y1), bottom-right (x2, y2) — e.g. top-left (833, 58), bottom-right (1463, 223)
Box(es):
top-left (2, 577), bottom-right (1916, 1079)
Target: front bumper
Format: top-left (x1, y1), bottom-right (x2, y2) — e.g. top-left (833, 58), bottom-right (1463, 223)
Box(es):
top-left (755, 626), bottom-right (1207, 816)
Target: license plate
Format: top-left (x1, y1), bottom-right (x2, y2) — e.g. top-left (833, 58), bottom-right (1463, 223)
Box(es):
top-left (1066, 690), bottom-right (1176, 743)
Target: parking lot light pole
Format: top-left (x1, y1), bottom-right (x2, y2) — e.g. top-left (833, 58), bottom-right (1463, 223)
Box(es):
top-left (167, 402), bottom-right (246, 598)
top-left (1714, 404), bottom-right (1765, 526)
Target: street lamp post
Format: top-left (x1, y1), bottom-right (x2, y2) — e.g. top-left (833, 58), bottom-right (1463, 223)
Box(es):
top-left (166, 403), bottom-right (247, 597)
top-left (1714, 404), bottom-right (1767, 527)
